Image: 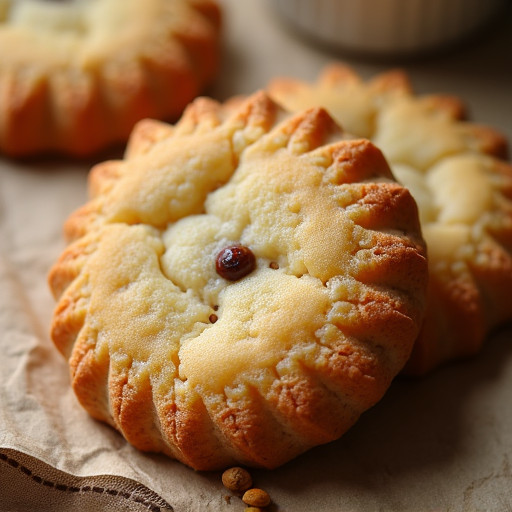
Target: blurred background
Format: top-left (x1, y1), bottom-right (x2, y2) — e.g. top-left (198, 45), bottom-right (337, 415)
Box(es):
top-left (211, 0), bottom-right (512, 142)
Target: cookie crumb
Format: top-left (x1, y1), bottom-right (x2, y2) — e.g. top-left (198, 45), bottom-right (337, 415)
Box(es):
top-left (222, 466), bottom-right (253, 494)
top-left (242, 488), bottom-right (271, 508)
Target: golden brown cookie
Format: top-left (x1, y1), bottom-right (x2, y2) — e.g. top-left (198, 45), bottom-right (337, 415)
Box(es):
top-left (268, 63), bottom-right (512, 375)
top-left (48, 92), bottom-right (428, 470)
top-left (0, 0), bottom-right (221, 157)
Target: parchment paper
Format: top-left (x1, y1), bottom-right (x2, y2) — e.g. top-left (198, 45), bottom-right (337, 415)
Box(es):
top-left (1, 1), bottom-right (512, 510)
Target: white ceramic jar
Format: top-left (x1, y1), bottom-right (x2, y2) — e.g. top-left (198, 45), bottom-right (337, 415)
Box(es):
top-left (271, 0), bottom-right (507, 57)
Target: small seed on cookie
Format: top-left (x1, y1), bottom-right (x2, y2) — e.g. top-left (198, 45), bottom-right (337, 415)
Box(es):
top-left (221, 467), bottom-right (253, 493)
top-left (209, 313), bottom-right (218, 323)
top-left (269, 261), bottom-right (279, 269)
top-left (215, 245), bottom-right (256, 281)
top-left (242, 488), bottom-right (271, 507)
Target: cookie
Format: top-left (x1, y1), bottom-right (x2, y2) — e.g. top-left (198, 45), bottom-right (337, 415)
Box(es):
top-left (0, 0), bottom-right (221, 156)
top-left (268, 63), bottom-right (512, 375)
top-left (48, 92), bottom-right (428, 470)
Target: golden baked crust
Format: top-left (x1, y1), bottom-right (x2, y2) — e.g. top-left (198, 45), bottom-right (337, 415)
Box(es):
top-left (268, 63), bottom-right (512, 375)
top-left (48, 92), bottom-right (427, 470)
top-left (0, 0), bottom-right (221, 157)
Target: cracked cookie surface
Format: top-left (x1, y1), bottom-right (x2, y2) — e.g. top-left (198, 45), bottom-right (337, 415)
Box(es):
top-left (49, 92), bottom-right (428, 470)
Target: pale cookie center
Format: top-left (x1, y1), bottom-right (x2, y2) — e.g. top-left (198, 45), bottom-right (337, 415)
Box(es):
top-left (2, 0), bottom-right (88, 35)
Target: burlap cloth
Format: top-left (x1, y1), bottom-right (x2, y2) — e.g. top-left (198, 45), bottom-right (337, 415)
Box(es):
top-left (1, 1), bottom-right (512, 511)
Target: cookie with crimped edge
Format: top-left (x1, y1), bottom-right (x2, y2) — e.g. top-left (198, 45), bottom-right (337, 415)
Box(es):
top-left (48, 91), bottom-right (428, 470)
top-left (0, 0), bottom-right (221, 157)
top-left (268, 63), bottom-right (512, 375)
